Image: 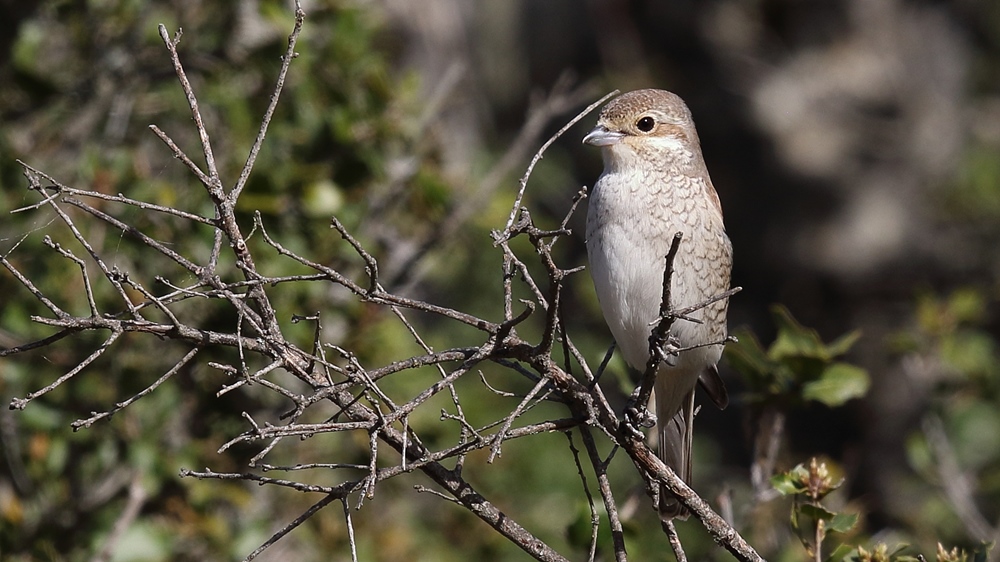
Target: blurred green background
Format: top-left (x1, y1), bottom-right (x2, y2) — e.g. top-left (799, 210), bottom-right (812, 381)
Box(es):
top-left (2, 0), bottom-right (1000, 560)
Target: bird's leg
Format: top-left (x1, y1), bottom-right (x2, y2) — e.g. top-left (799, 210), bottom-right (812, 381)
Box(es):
top-left (622, 329), bottom-right (681, 438)
top-left (623, 389), bottom-right (656, 439)
top-left (621, 234), bottom-right (685, 440)
top-left (658, 332), bottom-right (682, 367)
top-left (623, 311), bottom-right (734, 437)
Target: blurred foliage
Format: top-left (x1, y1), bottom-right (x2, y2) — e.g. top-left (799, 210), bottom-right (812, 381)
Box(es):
top-left (893, 288), bottom-right (1000, 554)
top-left (0, 2), bottom-right (692, 561)
top-left (2, 1), bottom-right (1000, 561)
top-left (891, 289), bottom-right (1000, 386)
top-left (945, 140), bottom-right (1000, 222)
top-left (841, 542), bottom-right (993, 562)
top-left (727, 305), bottom-right (870, 408)
top-left (772, 457), bottom-right (860, 562)
top-left (0, 1), bottom-right (474, 561)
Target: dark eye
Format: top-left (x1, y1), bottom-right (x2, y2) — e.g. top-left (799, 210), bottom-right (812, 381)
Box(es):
top-left (636, 116), bottom-right (655, 132)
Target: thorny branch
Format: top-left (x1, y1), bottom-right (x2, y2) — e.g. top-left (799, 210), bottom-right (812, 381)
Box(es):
top-left (0, 3), bottom-right (760, 562)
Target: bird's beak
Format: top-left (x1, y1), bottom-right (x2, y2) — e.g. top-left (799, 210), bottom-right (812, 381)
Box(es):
top-left (582, 125), bottom-right (623, 147)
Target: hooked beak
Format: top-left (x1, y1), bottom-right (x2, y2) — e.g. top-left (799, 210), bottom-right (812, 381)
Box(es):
top-left (582, 125), bottom-right (623, 147)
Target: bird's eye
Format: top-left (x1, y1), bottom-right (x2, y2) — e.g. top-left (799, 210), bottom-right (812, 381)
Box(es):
top-left (636, 116), bottom-right (655, 132)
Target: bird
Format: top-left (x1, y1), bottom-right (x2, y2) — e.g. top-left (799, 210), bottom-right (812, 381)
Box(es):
top-left (583, 89), bottom-right (732, 519)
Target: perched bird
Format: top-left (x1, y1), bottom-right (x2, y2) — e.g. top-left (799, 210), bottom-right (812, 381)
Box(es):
top-left (584, 89), bottom-right (732, 519)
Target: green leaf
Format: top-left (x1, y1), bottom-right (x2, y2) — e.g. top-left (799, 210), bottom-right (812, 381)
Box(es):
top-left (826, 330), bottom-right (862, 357)
top-left (769, 305), bottom-right (830, 361)
top-left (828, 512), bottom-right (859, 533)
top-left (950, 402), bottom-right (1000, 469)
top-left (772, 464), bottom-right (810, 495)
top-left (940, 329), bottom-right (999, 379)
top-left (948, 288), bottom-right (987, 324)
top-left (803, 363), bottom-right (870, 406)
top-left (800, 503), bottom-right (836, 521)
top-left (825, 543), bottom-right (856, 562)
top-left (724, 328), bottom-right (773, 380)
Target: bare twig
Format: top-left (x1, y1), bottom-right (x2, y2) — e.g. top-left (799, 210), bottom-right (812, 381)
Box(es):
top-left (620, 432), bottom-right (765, 562)
top-left (1, 251), bottom-right (68, 320)
top-left (9, 330), bottom-right (122, 410)
top-left (625, 232), bottom-right (685, 431)
top-left (40, 196), bottom-right (140, 317)
top-left (0, 4), bottom-right (766, 559)
top-left (580, 426), bottom-right (627, 561)
top-left (343, 498), bottom-right (360, 562)
top-left (157, 24), bottom-right (222, 197)
top-left (231, 3), bottom-right (306, 201)
top-left (21, 157), bottom-right (215, 224)
top-left (566, 431), bottom-right (602, 562)
top-left (244, 493), bottom-right (340, 562)
top-left (391, 77), bottom-right (602, 292)
top-left (663, 519), bottom-right (689, 562)
top-left (497, 88), bottom-right (619, 242)
top-left (72, 347), bottom-right (200, 430)
top-left (488, 374), bottom-right (553, 462)
top-left (148, 125), bottom-right (213, 188)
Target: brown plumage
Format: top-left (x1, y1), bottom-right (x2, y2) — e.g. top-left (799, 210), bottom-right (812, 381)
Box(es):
top-left (584, 89), bottom-right (732, 519)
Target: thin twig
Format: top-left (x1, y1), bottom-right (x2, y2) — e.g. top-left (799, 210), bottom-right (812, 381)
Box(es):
top-left (413, 485), bottom-right (462, 504)
top-left (157, 24), bottom-right (223, 197)
top-left (580, 426), bottom-right (627, 561)
top-left (628, 233), bottom-right (685, 429)
top-left (244, 493), bottom-right (340, 562)
top-left (497, 88), bottom-right (619, 242)
top-left (147, 125), bottom-right (213, 188)
top-left (331, 216), bottom-right (379, 293)
top-left (41, 196), bottom-right (139, 317)
top-left (0, 253), bottom-right (68, 319)
top-left (10, 330), bottom-right (123, 410)
top-left (343, 498), bottom-right (359, 562)
top-left (488, 374), bottom-right (553, 462)
top-left (231, 2), bottom-right (305, 201)
top-left (566, 431), bottom-right (601, 562)
top-left (662, 520), bottom-right (688, 562)
top-left (72, 347), bottom-right (200, 430)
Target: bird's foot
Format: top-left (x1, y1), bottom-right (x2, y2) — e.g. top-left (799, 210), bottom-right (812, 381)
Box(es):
top-left (655, 333), bottom-right (683, 367)
top-left (622, 397), bottom-right (656, 440)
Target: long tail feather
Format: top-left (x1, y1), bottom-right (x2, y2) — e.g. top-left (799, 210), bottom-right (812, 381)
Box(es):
top-left (657, 389), bottom-right (695, 520)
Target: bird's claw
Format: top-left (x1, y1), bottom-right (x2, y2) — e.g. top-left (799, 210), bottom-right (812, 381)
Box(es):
top-left (622, 398), bottom-right (656, 440)
top-left (656, 333), bottom-right (682, 367)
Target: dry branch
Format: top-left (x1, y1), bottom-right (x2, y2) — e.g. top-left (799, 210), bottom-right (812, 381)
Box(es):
top-left (0, 2), bottom-right (762, 561)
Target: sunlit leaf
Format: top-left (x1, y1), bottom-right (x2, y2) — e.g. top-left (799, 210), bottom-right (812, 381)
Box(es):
top-left (772, 463), bottom-right (810, 495)
top-left (827, 512), bottom-right (859, 533)
top-left (802, 363), bottom-right (870, 406)
top-left (826, 330), bottom-right (862, 358)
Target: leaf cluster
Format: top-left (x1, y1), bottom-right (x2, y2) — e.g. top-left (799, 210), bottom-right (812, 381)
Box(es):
top-left (727, 305), bottom-right (869, 408)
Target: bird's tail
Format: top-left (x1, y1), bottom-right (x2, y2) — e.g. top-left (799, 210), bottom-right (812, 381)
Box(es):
top-left (656, 387), bottom-right (695, 520)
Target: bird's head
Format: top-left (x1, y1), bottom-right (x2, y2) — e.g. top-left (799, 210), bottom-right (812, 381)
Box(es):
top-left (583, 89), bottom-right (702, 168)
